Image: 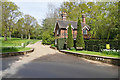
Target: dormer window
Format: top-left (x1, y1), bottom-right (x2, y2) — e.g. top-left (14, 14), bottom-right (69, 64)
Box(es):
top-left (83, 29), bottom-right (87, 35)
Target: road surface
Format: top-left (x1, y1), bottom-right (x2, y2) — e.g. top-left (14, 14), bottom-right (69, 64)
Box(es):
top-left (1, 41), bottom-right (119, 78)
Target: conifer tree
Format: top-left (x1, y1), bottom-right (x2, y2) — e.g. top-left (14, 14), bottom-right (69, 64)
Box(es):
top-left (76, 18), bottom-right (85, 49)
top-left (67, 24), bottom-right (74, 49)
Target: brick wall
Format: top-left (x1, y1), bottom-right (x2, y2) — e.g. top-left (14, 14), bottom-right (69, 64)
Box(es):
top-left (59, 29), bottom-right (89, 39)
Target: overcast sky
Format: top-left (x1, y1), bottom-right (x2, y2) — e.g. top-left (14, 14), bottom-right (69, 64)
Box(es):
top-left (10, 0), bottom-right (68, 26)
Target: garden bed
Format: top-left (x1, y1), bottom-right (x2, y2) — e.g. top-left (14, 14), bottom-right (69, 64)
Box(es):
top-left (60, 50), bottom-right (120, 66)
top-left (66, 50), bottom-right (120, 58)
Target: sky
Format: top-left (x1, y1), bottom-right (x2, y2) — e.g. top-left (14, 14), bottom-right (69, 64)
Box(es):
top-left (9, 0), bottom-right (116, 26)
top-left (10, 0), bottom-right (68, 26)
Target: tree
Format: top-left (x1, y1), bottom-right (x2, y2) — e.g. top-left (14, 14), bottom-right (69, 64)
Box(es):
top-left (67, 24), bottom-right (74, 49)
top-left (76, 18), bottom-right (85, 49)
top-left (41, 3), bottom-right (59, 44)
top-left (24, 15), bottom-right (37, 39)
top-left (42, 30), bottom-right (54, 45)
top-left (59, 2), bottom-right (119, 40)
top-left (16, 18), bottom-right (25, 39)
top-left (0, 1), bottom-right (2, 37)
top-left (2, 1), bottom-right (21, 40)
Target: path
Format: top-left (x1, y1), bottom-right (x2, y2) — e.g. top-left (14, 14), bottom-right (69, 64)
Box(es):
top-left (1, 41), bottom-right (119, 78)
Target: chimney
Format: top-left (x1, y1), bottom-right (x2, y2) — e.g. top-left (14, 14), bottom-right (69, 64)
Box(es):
top-left (82, 14), bottom-right (86, 24)
top-left (61, 12), bottom-right (67, 21)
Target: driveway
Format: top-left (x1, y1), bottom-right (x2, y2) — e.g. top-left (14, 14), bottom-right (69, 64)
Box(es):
top-left (1, 41), bottom-right (119, 78)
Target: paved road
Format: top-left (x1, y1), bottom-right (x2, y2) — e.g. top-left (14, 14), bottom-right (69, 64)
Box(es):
top-left (1, 41), bottom-right (119, 78)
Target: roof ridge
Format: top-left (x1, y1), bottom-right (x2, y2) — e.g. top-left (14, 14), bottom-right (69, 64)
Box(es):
top-left (57, 20), bottom-right (77, 22)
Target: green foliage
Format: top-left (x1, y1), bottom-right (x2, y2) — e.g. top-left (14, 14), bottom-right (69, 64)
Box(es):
top-left (51, 44), bottom-right (56, 47)
top-left (2, 37), bottom-right (38, 47)
top-left (84, 40), bottom-right (120, 52)
top-left (41, 17), bottom-right (57, 45)
top-left (67, 24), bottom-right (74, 48)
top-left (76, 18), bottom-right (85, 48)
top-left (102, 51), bottom-right (120, 56)
top-left (66, 50), bottom-right (120, 58)
top-left (42, 31), bottom-right (54, 45)
top-left (2, 1), bottom-right (21, 40)
top-left (57, 38), bottom-right (65, 50)
top-left (1, 1), bottom-right (42, 40)
top-left (2, 47), bottom-right (31, 53)
top-left (59, 2), bottom-right (119, 40)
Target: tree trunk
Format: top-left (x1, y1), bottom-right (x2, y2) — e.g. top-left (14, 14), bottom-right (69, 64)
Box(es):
top-left (9, 26), bottom-right (11, 40)
top-left (28, 33), bottom-right (30, 39)
top-left (21, 34), bottom-right (23, 39)
top-left (107, 32), bottom-right (110, 41)
top-left (9, 31), bottom-right (11, 40)
top-left (4, 26), bottom-right (7, 41)
top-left (26, 35), bottom-right (27, 39)
top-left (4, 33), bottom-right (7, 41)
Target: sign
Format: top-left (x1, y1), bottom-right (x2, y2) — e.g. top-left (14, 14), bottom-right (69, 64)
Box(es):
top-left (106, 44), bottom-right (110, 49)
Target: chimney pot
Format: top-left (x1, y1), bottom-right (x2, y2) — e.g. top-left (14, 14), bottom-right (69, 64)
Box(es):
top-left (82, 14), bottom-right (86, 24)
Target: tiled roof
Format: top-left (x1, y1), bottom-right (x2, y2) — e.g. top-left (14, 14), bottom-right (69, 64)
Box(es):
top-left (56, 20), bottom-right (90, 30)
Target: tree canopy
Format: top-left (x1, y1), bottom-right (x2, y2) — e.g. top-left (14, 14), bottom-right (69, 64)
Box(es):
top-left (59, 1), bottom-right (119, 40)
top-left (1, 1), bottom-right (41, 40)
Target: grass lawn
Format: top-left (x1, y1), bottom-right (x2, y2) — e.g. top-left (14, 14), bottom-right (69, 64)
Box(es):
top-left (0, 37), bottom-right (39, 53)
top-left (0, 37), bottom-right (39, 47)
top-left (2, 47), bottom-right (32, 53)
top-left (66, 50), bottom-right (120, 58)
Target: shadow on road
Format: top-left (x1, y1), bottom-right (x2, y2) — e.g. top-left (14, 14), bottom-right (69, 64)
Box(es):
top-left (3, 52), bottom-right (119, 78)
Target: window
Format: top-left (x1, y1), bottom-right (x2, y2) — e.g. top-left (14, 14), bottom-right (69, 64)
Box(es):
top-left (64, 30), bottom-right (67, 38)
top-left (57, 29), bottom-right (59, 35)
top-left (83, 29), bottom-right (87, 35)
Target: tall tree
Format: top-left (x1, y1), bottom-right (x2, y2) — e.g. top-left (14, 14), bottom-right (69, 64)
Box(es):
top-left (76, 18), bottom-right (85, 49)
top-left (0, 1), bottom-right (2, 37)
top-left (16, 18), bottom-right (25, 39)
top-left (2, 1), bottom-right (20, 40)
top-left (41, 3), bottom-right (59, 44)
top-left (67, 24), bottom-right (74, 49)
top-left (24, 15), bottom-right (37, 39)
top-left (8, 2), bottom-right (21, 39)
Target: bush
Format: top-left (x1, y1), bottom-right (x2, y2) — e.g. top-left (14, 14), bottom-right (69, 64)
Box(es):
top-left (51, 44), bottom-right (56, 47)
top-left (57, 38), bottom-right (66, 50)
top-left (42, 31), bottom-right (54, 45)
top-left (102, 51), bottom-right (120, 56)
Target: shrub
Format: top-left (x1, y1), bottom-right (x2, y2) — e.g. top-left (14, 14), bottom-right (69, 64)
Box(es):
top-left (57, 38), bottom-right (66, 50)
top-left (76, 18), bottom-right (85, 49)
top-left (84, 40), bottom-right (119, 52)
top-left (102, 51), bottom-right (120, 56)
top-left (67, 24), bottom-right (74, 49)
top-left (51, 44), bottom-right (55, 47)
top-left (42, 31), bottom-right (54, 45)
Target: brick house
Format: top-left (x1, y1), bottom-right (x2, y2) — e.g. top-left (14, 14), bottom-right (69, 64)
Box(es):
top-left (54, 12), bottom-right (91, 45)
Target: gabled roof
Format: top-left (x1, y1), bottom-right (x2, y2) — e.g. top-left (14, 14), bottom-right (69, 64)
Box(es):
top-left (55, 20), bottom-right (90, 31)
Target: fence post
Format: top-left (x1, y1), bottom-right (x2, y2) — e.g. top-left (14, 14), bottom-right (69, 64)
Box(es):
top-left (21, 43), bottom-right (24, 47)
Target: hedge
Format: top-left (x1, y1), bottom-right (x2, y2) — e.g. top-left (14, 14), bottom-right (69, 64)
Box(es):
top-left (57, 38), bottom-right (119, 51)
top-left (84, 40), bottom-right (119, 52)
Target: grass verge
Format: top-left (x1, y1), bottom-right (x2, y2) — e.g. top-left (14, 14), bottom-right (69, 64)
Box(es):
top-left (0, 37), bottom-right (39, 47)
top-left (2, 47), bottom-right (32, 53)
top-left (66, 50), bottom-right (120, 58)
